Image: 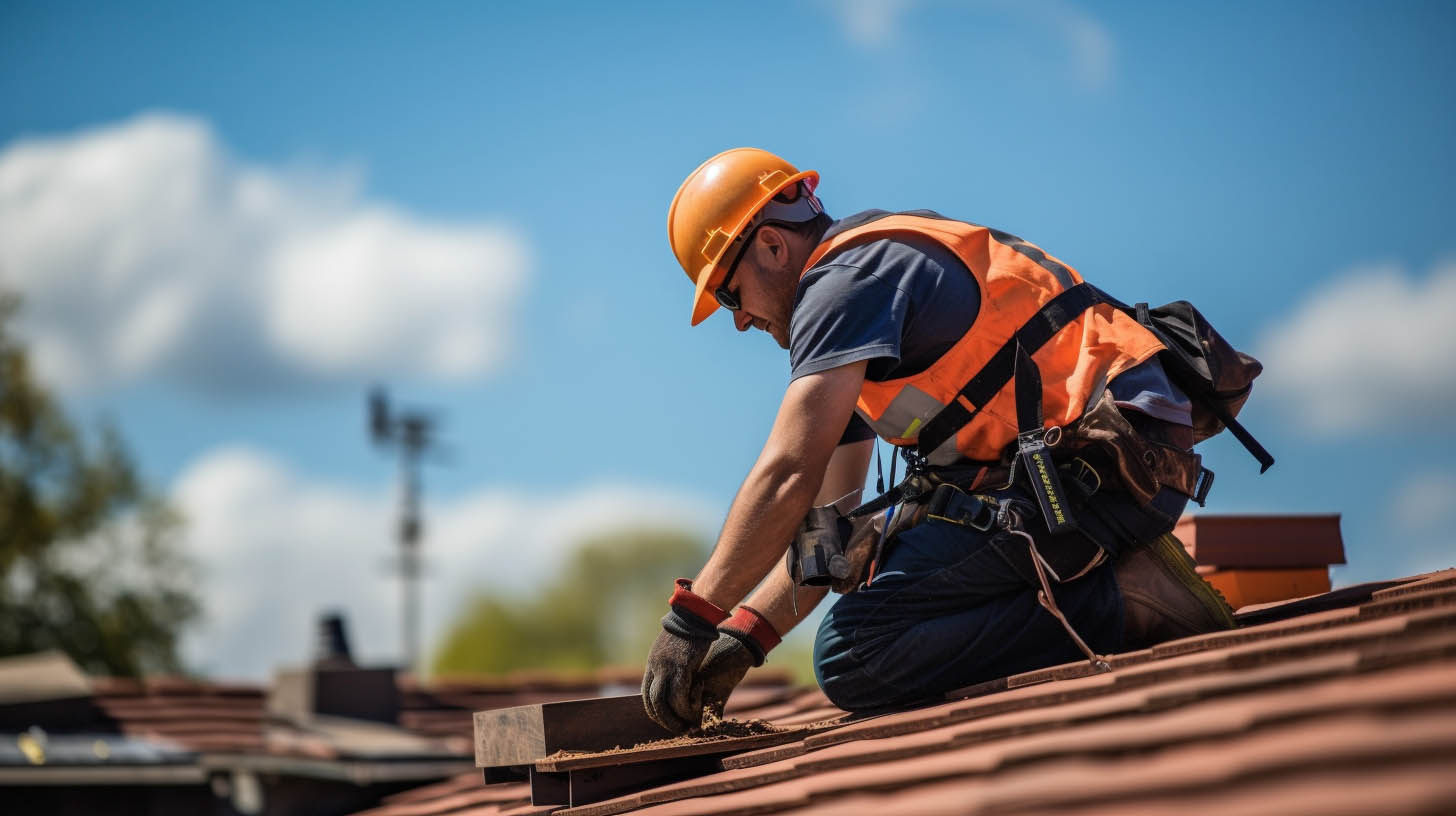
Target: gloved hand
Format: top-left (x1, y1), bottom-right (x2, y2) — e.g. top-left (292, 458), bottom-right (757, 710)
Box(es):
top-left (695, 635), bottom-right (757, 721)
top-left (698, 605), bottom-right (783, 721)
top-left (642, 579), bottom-right (729, 733)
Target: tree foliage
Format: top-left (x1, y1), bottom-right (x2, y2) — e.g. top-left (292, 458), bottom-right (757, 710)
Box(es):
top-left (0, 293), bottom-right (200, 676)
top-left (431, 528), bottom-right (707, 675)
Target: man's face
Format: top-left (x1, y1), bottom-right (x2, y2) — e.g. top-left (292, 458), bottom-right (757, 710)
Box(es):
top-left (726, 228), bottom-right (798, 349)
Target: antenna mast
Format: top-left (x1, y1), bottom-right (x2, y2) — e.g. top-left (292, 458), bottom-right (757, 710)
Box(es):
top-left (368, 387), bottom-right (442, 671)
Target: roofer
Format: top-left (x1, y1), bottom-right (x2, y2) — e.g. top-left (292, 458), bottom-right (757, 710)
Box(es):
top-left (642, 148), bottom-right (1265, 732)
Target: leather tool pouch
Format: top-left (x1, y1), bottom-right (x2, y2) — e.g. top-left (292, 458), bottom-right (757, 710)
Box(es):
top-left (788, 497), bottom-right (881, 594)
top-left (787, 505), bottom-right (852, 589)
top-left (1064, 389), bottom-right (1210, 507)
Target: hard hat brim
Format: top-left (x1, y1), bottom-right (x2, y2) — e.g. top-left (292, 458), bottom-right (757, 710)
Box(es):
top-left (690, 264), bottom-right (719, 326)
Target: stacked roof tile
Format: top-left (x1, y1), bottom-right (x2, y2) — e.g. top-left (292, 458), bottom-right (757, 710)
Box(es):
top-left (90, 675), bottom-right (268, 754)
top-left (369, 567), bottom-right (1456, 816)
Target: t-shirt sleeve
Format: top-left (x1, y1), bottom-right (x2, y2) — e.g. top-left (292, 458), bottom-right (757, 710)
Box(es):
top-left (788, 264), bottom-right (909, 381)
top-left (1107, 357), bottom-right (1194, 427)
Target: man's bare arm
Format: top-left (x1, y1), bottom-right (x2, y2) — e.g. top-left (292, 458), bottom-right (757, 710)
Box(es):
top-left (691, 361), bottom-right (869, 612)
top-left (737, 437), bottom-right (873, 635)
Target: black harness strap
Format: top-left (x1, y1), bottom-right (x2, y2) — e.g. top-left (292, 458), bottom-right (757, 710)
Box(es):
top-left (915, 282), bottom-right (1106, 458)
top-left (1013, 340), bottom-right (1044, 436)
top-left (1012, 339), bottom-right (1080, 536)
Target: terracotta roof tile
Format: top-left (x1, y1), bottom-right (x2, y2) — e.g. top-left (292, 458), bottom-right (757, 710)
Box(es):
top-left (90, 676), bottom-right (268, 754)
top-left (411, 566), bottom-right (1456, 816)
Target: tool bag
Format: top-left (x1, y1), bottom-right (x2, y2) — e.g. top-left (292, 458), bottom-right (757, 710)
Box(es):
top-left (1123, 299), bottom-right (1273, 471)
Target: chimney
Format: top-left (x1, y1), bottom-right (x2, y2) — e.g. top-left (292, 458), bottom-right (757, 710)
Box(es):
top-left (314, 611), bottom-right (355, 668)
top-left (268, 613), bottom-right (399, 724)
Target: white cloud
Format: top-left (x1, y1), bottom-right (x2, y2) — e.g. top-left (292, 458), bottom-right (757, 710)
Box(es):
top-left (824, 0), bottom-right (918, 48)
top-left (1384, 471), bottom-right (1456, 580)
top-left (818, 0), bottom-right (1114, 90)
top-left (1029, 0), bottom-right (1114, 91)
top-left (1390, 471), bottom-right (1456, 533)
top-left (170, 446), bottom-right (719, 680)
top-left (0, 113), bottom-right (527, 392)
top-left (1257, 261), bottom-right (1456, 433)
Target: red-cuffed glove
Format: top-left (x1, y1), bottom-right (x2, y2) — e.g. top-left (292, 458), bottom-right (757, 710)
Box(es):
top-left (642, 579), bottom-right (729, 733)
top-left (696, 606), bottom-right (782, 719)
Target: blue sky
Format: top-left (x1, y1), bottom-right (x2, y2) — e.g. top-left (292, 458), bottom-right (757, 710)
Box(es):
top-left (3, 0), bottom-right (1454, 677)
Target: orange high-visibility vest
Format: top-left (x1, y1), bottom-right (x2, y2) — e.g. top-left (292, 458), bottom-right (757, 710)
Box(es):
top-left (803, 212), bottom-right (1165, 465)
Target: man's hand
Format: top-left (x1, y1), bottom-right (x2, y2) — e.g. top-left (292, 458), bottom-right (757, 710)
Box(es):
top-left (695, 634), bottom-right (757, 721)
top-left (642, 578), bottom-right (730, 733)
top-left (641, 626), bottom-right (715, 733)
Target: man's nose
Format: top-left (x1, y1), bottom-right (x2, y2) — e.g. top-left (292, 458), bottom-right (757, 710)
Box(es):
top-left (733, 310), bottom-right (753, 332)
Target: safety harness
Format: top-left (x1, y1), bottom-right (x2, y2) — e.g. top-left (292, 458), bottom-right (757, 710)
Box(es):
top-left (837, 281), bottom-right (1273, 671)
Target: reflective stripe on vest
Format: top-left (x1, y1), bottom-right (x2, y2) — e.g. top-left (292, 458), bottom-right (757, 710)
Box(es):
top-left (803, 212), bottom-right (1165, 464)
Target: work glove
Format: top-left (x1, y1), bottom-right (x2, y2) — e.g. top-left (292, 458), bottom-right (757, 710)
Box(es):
top-left (642, 579), bottom-right (729, 733)
top-left (695, 636), bottom-right (757, 721)
top-left (696, 606), bottom-right (786, 722)
top-left (695, 603), bottom-right (786, 716)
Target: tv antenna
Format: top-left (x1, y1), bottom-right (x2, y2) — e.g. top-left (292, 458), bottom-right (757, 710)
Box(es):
top-left (368, 387), bottom-right (446, 672)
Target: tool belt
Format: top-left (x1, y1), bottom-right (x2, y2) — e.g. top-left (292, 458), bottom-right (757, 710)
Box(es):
top-left (789, 391), bottom-right (1204, 597)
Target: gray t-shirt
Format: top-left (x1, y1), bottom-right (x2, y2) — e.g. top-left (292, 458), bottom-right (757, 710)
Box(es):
top-left (789, 212), bottom-right (1192, 447)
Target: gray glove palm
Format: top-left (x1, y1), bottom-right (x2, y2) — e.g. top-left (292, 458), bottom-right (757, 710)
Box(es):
top-left (695, 634), bottom-right (757, 721)
top-left (641, 626), bottom-right (715, 733)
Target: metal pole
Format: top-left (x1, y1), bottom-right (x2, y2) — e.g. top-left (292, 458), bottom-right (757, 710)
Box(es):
top-left (369, 388), bottom-right (443, 674)
top-left (399, 418), bottom-right (425, 672)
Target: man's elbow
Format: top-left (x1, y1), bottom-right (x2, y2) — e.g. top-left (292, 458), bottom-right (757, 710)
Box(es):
top-left (751, 453), bottom-right (823, 507)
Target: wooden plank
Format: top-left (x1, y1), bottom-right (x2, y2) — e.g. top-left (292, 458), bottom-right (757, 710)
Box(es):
top-left (529, 768), bottom-right (569, 806)
top-left (474, 695), bottom-right (675, 768)
top-left (483, 765), bottom-right (529, 785)
top-left (566, 755), bottom-right (722, 807)
top-left (535, 723), bottom-right (841, 772)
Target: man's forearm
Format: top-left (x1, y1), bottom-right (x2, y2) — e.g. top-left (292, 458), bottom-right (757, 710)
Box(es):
top-left (740, 564), bottom-right (829, 637)
top-left (736, 437), bottom-right (873, 635)
top-left (694, 437), bottom-right (874, 619)
top-left (686, 364), bottom-right (870, 614)
top-left (692, 457), bottom-right (819, 611)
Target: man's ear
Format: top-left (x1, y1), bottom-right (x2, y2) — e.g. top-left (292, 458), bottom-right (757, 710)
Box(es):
top-left (755, 225), bottom-right (789, 268)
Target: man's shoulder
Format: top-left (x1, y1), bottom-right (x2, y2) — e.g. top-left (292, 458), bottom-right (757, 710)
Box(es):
top-left (807, 231), bottom-right (965, 291)
top-left (815, 211), bottom-right (966, 269)
top-left (820, 209), bottom-right (960, 243)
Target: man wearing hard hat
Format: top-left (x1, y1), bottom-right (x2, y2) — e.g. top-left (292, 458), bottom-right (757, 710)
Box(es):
top-left (642, 148), bottom-right (1257, 732)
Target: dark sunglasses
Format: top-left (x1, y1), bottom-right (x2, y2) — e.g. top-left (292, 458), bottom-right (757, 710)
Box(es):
top-left (713, 229), bottom-right (756, 312)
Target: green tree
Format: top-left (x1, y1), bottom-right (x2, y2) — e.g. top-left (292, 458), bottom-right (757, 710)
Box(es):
top-left (0, 293), bottom-right (200, 676)
top-left (431, 528), bottom-right (707, 675)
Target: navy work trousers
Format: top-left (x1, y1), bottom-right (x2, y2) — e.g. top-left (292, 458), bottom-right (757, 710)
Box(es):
top-left (812, 481), bottom-right (1187, 712)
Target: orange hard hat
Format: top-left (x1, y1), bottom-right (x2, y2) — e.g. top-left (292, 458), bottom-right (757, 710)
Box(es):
top-left (667, 148), bottom-right (820, 325)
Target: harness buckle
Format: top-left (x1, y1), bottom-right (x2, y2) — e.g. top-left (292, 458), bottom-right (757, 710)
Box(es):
top-left (926, 484), bottom-right (997, 531)
top-left (1192, 466), bottom-right (1215, 507)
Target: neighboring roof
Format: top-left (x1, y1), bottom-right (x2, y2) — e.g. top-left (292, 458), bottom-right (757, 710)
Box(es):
top-left (370, 567), bottom-right (1456, 816)
top-left (0, 657), bottom-right (802, 795)
top-left (0, 651), bottom-right (91, 705)
top-left (90, 674), bottom-right (268, 754)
